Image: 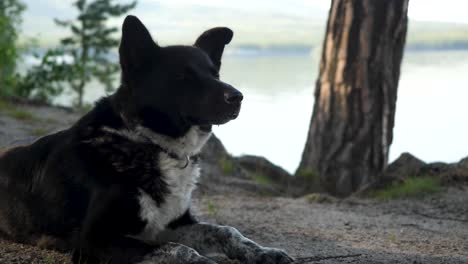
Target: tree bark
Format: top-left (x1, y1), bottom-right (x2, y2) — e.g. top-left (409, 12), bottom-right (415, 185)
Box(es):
top-left (297, 0), bottom-right (409, 196)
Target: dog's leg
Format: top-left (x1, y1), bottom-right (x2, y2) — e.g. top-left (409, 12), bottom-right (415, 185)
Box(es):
top-left (137, 242), bottom-right (217, 264)
top-left (162, 222), bottom-right (293, 264)
top-left (72, 189), bottom-right (218, 264)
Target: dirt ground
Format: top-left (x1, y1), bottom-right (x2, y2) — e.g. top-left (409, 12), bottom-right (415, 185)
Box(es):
top-left (0, 188), bottom-right (467, 264)
top-left (1, 102), bottom-right (468, 263)
top-left (196, 187), bottom-right (468, 264)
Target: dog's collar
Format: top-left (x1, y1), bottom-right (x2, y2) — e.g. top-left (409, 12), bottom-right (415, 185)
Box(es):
top-left (156, 146), bottom-right (199, 169)
top-left (133, 131), bottom-right (198, 169)
top-left (101, 125), bottom-right (198, 169)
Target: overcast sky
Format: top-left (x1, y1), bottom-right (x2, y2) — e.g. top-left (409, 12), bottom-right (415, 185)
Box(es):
top-left (141, 0), bottom-right (468, 23)
top-left (23, 0), bottom-right (468, 22)
top-left (20, 0), bottom-right (468, 45)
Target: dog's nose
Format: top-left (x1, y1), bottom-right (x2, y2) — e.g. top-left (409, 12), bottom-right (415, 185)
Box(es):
top-left (224, 90), bottom-right (243, 104)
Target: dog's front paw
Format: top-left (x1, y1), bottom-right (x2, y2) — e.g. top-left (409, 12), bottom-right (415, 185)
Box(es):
top-left (140, 242), bottom-right (218, 264)
top-left (254, 247), bottom-right (294, 264)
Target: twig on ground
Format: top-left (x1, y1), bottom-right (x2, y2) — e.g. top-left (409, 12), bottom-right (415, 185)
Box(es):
top-left (400, 223), bottom-right (442, 234)
top-left (412, 210), bottom-right (468, 223)
top-left (293, 253), bottom-right (362, 263)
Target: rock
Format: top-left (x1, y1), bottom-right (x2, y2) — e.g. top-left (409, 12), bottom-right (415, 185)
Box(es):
top-left (420, 162), bottom-right (452, 176)
top-left (199, 142), bottom-right (297, 196)
top-left (200, 134), bottom-right (229, 162)
top-left (197, 135), bottom-right (273, 196)
top-left (236, 155), bottom-right (291, 184)
top-left (235, 155), bottom-right (322, 196)
top-left (437, 156), bottom-right (468, 184)
top-left (199, 134), bottom-right (248, 180)
top-left (457, 156), bottom-right (468, 170)
top-left (382, 153), bottom-right (468, 186)
top-left (385, 152), bottom-right (426, 180)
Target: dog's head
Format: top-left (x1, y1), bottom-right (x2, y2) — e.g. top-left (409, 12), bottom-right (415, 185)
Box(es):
top-left (116, 15), bottom-right (242, 136)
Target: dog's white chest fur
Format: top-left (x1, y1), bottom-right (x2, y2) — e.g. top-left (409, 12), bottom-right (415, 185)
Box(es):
top-left (128, 126), bottom-right (211, 243)
top-left (135, 153), bottom-right (199, 242)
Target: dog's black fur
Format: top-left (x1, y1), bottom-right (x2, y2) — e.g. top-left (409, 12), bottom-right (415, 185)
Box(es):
top-left (0, 16), bottom-right (292, 264)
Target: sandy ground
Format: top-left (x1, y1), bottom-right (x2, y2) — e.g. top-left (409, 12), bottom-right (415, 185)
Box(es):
top-left (1, 102), bottom-right (468, 263)
top-left (1, 188), bottom-right (467, 264)
top-left (196, 187), bottom-right (468, 264)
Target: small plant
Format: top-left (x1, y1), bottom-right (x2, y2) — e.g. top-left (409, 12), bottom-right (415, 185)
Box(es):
top-left (79, 103), bottom-right (94, 114)
top-left (220, 157), bottom-right (234, 175)
top-left (252, 173), bottom-right (273, 186)
top-left (207, 200), bottom-right (218, 217)
top-left (296, 168), bottom-right (319, 180)
top-left (0, 98), bottom-right (12, 111)
top-left (8, 109), bottom-right (36, 121)
top-left (0, 99), bottom-right (39, 121)
top-left (45, 256), bottom-right (56, 264)
top-left (389, 233), bottom-right (396, 242)
top-left (29, 128), bottom-right (49, 136)
top-left (372, 176), bottom-right (441, 200)
top-left (305, 193), bottom-right (336, 203)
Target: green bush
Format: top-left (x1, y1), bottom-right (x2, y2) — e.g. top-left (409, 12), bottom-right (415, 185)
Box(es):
top-left (373, 176), bottom-right (441, 200)
top-left (296, 168), bottom-right (319, 180)
top-left (220, 157), bottom-right (234, 175)
top-left (252, 173), bottom-right (273, 186)
top-left (20, 0), bottom-right (136, 107)
top-left (0, 0), bottom-right (25, 97)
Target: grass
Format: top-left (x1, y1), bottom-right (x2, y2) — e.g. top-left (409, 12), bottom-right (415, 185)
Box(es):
top-left (372, 176), bottom-right (442, 200)
top-left (29, 128), bottom-right (49, 136)
top-left (305, 193), bottom-right (336, 203)
top-left (0, 98), bottom-right (38, 121)
top-left (45, 256), bottom-right (57, 264)
top-left (9, 109), bottom-right (36, 121)
top-left (252, 173), bottom-right (273, 186)
top-left (79, 103), bottom-right (94, 114)
top-left (220, 157), bottom-right (234, 175)
top-left (296, 168), bottom-right (319, 181)
top-left (0, 98), bottom-right (12, 112)
top-left (207, 200), bottom-right (218, 217)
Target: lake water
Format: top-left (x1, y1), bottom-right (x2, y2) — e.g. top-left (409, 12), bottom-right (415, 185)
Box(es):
top-left (54, 50), bottom-right (468, 173)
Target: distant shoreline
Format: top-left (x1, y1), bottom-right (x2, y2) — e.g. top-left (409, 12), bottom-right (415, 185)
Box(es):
top-left (20, 44), bottom-right (468, 67)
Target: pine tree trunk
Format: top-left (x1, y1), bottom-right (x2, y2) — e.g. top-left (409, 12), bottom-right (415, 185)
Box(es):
top-left (297, 0), bottom-right (409, 196)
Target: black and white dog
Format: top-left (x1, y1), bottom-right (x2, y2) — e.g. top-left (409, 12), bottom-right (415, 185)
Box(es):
top-left (0, 16), bottom-right (293, 264)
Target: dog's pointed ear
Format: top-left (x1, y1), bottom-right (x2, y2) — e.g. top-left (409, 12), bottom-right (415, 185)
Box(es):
top-left (194, 27), bottom-right (233, 70)
top-left (119, 15), bottom-right (158, 74)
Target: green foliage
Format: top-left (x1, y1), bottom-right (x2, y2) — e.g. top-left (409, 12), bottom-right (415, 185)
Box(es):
top-left (220, 157), bottom-right (234, 175)
top-left (305, 193), bottom-right (336, 203)
top-left (252, 173), bottom-right (273, 186)
top-left (0, 0), bottom-right (25, 97)
top-left (29, 127), bottom-right (49, 136)
top-left (206, 200), bottom-right (218, 217)
top-left (372, 176), bottom-right (441, 200)
top-left (8, 109), bottom-right (35, 120)
top-left (17, 49), bottom-right (72, 103)
top-left (21, 0), bottom-right (136, 107)
top-left (296, 168), bottom-right (319, 180)
top-left (79, 103), bottom-right (94, 113)
top-left (0, 98), bottom-right (38, 121)
top-left (0, 98), bottom-right (11, 111)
